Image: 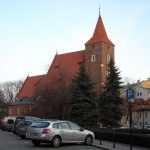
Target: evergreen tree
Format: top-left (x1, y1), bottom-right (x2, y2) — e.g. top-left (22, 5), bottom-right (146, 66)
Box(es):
top-left (70, 64), bottom-right (98, 127)
top-left (98, 59), bottom-right (123, 127)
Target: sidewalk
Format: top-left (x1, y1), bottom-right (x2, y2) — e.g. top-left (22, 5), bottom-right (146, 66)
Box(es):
top-left (93, 139), bottom-right (150, 150)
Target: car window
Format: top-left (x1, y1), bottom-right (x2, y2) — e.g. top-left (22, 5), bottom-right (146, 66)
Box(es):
top-left (7, 119), bottom-right (14, 124)
top-left (31, 122), bottom-right (50, 128)
top-left (52, 123), bottom-right (60, 129)
top-left (69, 122), bottom-right (81, 130)
top-left (60, 122), bottom-right (70, 129)
top-left (15, 117), bottom-right (25, 124)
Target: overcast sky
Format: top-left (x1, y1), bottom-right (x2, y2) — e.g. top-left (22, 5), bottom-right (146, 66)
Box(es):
top-left (0, 0), bottom-right (150, 83)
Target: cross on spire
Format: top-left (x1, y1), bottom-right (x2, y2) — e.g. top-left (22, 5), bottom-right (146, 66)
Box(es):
top-left (99, 5), bottom-right (101, 17)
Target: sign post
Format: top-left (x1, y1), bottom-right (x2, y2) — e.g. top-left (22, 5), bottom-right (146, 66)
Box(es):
top-left (126, 88), bottom-right (134, 150)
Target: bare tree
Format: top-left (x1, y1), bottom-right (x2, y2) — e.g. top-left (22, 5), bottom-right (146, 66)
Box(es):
top-left (0, 89), bottom-right (7, 119)
top-left (0, 80), bottom-right (23, 103)
top-left (33, 67), bottom-right (70, 119)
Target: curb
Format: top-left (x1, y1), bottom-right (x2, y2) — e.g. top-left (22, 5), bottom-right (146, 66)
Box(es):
top-left (92, 144), bottom-right (120, 150)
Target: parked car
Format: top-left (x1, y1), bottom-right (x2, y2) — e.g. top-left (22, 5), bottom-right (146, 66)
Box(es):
top-left (144, 125), bottom-right (150, 130)
top-left (12, 116), bottom-right (40, 134)
top-left (16, 120), bottom-right (34, 139)
top-left (6, 118), bottom-right (16, 131)
top-left (26, 120), bottom-right (95, 147)
top-left (1, 116), bottom-right (16, 131)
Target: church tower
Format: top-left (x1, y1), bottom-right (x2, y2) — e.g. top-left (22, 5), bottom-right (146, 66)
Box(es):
top-left (85, 15), bottom-right (114, 92)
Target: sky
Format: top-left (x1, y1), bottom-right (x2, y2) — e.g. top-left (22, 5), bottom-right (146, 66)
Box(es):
top-left (0, 0), bottom-right (150, 83)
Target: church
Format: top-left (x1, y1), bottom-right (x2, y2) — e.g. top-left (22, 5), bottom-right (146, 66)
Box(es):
top-left (8, 14), bottom-right (115, 116)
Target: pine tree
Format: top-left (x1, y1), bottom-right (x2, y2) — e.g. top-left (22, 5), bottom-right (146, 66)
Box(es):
top-left (98, 59), bottom-right (123, 127)
top-left (70, 64), bottom-right (98, 127)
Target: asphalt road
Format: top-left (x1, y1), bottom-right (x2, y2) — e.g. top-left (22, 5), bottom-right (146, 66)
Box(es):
top-left (0, 130), bottom-right (102, 150)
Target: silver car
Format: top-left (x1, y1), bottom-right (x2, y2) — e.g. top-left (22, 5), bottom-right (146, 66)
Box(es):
top-left (26, 120), bottom-right (95, 147)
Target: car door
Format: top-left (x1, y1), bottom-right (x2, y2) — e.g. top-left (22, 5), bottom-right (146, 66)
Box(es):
top-left (59, 122), bottom-right (73, 142)
top-left (69, 122), bottom-right (86, 142)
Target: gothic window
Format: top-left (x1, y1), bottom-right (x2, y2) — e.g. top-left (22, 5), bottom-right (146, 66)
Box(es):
top-left (91, 55), bottom-right (96, 62)
top-left (107, 55), bottom-right (110, 63)
top-left (9, 109), bottom-right (12, 115)
top-left (140, 92), bottom-right (142, 96)
top-left (18, 108), bottom-right (20, 114)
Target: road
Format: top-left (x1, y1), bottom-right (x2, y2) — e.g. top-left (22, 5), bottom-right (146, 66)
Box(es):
top-left (0, 130), bottom-right (102, 150)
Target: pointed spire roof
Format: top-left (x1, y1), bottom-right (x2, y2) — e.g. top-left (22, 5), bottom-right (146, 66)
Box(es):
top-left (85, 16), bottom-right (114, 45)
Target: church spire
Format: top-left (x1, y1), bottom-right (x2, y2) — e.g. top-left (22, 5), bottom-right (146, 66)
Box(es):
top-left (85, 15), bottom-right (114, 46)
top-left (99, 5), bottom-right (101, 17)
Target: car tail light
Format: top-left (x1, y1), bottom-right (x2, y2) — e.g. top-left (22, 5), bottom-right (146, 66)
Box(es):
top-left (42, 128), bottom-right (51, 134)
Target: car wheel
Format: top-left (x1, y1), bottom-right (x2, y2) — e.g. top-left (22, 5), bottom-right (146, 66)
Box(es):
top-left (32, 140), bottom-right (41, 146)
top-left (84, 135), bottom-right (92, 146)
top-left (52, 136), bottom-right (61, 147)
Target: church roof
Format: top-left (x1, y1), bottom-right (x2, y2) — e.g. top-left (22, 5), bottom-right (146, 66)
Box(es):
top-left (17, 51), bottom-right (85, 98)
top-left (85, 16), bottom-right (114, 46)
top-left (17, 74), bottom-right (46, 98)
top-left (46, 50), bottom-right (85, 86)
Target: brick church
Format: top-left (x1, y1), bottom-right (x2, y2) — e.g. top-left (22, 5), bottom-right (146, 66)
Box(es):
top-left (8, 14), bottom-right (115, 116)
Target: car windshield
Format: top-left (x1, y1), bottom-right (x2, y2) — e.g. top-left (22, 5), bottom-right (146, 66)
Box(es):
top-left (15, 117), bottom-right (25, 124)
top-left (31, 122), bottom-right (50, 128)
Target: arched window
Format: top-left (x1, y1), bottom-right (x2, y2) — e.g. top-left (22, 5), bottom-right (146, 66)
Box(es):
top-left (91, 55), bottom-right (96, 62)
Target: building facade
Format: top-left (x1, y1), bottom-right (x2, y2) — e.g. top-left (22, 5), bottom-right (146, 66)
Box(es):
top-left (8, 15), bottom-right (115, 116)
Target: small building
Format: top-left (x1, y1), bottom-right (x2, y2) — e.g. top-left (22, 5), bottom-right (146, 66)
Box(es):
top-left (8, 75), bottom-right (45, 116)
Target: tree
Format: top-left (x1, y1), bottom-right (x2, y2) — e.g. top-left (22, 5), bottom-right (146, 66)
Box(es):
top-left (33, 67), bottom-right (70, 119)
top-left (0, 80), bottom-right (23, 103)
top-left (0, 89), bottom-right (7, 119)
top-left (98, 59), bottom-right (123, 127)
top-left (70, 64), bottom-right (98, 127)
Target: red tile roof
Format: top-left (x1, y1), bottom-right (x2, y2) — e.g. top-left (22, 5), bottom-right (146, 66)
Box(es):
top-left (46, 50), bottom-right (85, 86)
top-left (17, 74), bottom-right (46, 98)
top-left (17, 50), bottom-right (85, 98)
top-left (85, 16), bottom-right (114, 45)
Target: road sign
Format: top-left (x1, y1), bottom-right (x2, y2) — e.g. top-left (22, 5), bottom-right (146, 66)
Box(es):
top-left (126, 89), bottom-right (134, 100)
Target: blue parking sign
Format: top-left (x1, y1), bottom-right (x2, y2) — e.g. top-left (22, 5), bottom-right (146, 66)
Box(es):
top-left (126, 89), bottom-right (134, 100)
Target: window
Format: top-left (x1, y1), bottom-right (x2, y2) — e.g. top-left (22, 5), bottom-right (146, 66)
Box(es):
top-left (69, 122), bottom-right (81, 130)
top-left (9, 109), bottom-right (12, 115)
top-left (52, 123), bottom-right (60, 129)
top-left (107, 55), bottom-right (110, 63)
top-left (91, 55), bottom-right (96, 62)
top-left (31, 122), bottom-right (50, 128)
top-left (60, 122), bottom-right (70, 129)
top-left (18, 108), bottom-right (20, 114)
